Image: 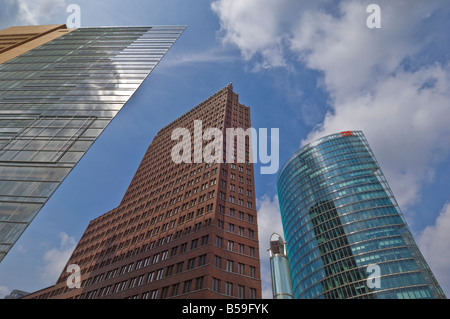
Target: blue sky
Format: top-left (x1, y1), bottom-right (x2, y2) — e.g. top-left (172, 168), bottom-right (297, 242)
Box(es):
top-left (0, 0), bottom-right (449, 299)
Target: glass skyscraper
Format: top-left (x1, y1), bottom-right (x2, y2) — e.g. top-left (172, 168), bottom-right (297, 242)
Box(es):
top-left (0, 24), bottom-right (185, 263)
top-left (277, 130), bottom-right (445, 299)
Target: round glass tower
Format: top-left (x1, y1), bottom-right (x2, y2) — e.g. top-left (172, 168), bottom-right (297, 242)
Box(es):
top-left (277, 131), bottom-right (445, 299)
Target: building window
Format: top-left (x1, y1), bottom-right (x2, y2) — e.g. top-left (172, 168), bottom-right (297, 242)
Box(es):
top-left (195, 276), bottom-right (205, 290)
top-left (176, 262), bottom-right (184, 273)
top-left (216, 236), bottom-right (223, 247)
top-left (166, 265), bottom-right (174, 277)
top-left (238, 263), bottom-right (245, 275)
top-left (161, 286), bottom-right (169, 298)
top-left (238, 285), bottom-right (245, 299)
top-left (214, 255), bottom-right (222, 268)
top-left (198, 254), bottom-right (207, 266)
top-left (171, 283), bottom-right (180, 297)
top-left (212, 278), bottom-right (220, 293)
top-left (187, 257), bottom-right (196, 270)
top-left (225, 282), bottom-right (233, 296)
top-left (129, 277), bottom-right (137, 288)
top-left (201, 235), bottom-right (209, 245)
top-left (138, 275), bottom-right (145, 286)
top-left (249, 266), bottom-right (256, 278)
top-left (161, 250), bottom-right (168, 260)
top-left (183, 280), bottom-right (193, 293)
top-left (226, 260), bottom-right (234, 272)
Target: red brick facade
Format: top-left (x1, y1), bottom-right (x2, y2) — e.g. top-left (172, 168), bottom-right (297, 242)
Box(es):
top-left (24, 84), bottom-right (262, 299)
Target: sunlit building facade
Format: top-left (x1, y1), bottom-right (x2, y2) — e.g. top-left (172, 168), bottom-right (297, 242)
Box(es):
top-left (0, 24), bottom-right (185, 262)
top-left (23, 84), bottom-right (262, 299)
top-left (277, 131), bottom-right (446, 299)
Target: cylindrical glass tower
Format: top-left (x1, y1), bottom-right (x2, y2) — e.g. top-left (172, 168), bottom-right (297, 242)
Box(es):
top-left (269, 233), bottom-right (294, 299)
top-left (277, 131), bottom-right (445, 299)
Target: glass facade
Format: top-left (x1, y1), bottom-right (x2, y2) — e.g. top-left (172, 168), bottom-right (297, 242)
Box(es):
top-left (0, 26), bottom-right (185, 262)
top-left (277, 131), bottom-right (446, 299)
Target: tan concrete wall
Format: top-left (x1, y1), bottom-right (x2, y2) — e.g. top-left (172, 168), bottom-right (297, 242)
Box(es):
top-left (0, 24), bottom-right (75, 64)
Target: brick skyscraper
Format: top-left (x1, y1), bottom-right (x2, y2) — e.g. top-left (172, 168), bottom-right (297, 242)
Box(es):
top-left (24, 84), bottom-right (262, 299)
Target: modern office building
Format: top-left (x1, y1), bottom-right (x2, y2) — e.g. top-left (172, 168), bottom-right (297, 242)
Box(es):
top-left (23, 84), bottom-right (262, 299)
top-left (277, 130), bottom-right (446, 299)
top-left (0, 24), bottom-right (185, 263)
top-left (268, 233), bottom-right (294, 299)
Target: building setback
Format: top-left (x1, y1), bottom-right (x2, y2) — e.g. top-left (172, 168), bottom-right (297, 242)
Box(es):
top-left (0, 24), bottom-right (185, 262)
top-left (277, 131), bottom-right (446, 299)
top-left (23, 84), bottom-right (262, 299)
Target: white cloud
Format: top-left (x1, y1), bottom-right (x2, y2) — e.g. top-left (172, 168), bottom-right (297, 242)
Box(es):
top-left (293, 1), bottom-right (450, 214)
top-left (163, 47), bottom-right (237, 68)
top-left (0, 285), bottom-right (10, 299)
top-left (418, 202), bottom-right (450, 296)
top-left (289, 1), bottom-right (441, 102)
top-left (211, 0), bottom-right (295, 69)
top-left (303, 64), bottom-right (450, 215)
top-left (0, 0), bottom-right (68, 28)
top-left (212, 0), bottom-right (450, 219)
top-left (17, 0), bottom-right (67, 25)
top-left (40, 232), bottom-right (76, 285)
top-left (256, 194), bottom-right (284, 299)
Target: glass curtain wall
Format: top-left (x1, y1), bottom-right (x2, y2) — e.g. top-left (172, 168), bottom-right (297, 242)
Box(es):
top-left (0, 26), bottom-right (185, 262)
top-left (277, 131), bottom-right (446, 299)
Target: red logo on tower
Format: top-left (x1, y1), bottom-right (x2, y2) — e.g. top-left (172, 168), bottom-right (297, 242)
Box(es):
top-left (341, 131), bottom-right (353, 137)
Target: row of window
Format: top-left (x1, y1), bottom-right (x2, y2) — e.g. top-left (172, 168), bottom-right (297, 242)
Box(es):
top-left (122, 161), bottom-right (219, 206)
top-left (74, 194), bottom-right (258, 266)
top-left (78, 278), bottom-right (195, 299)
top-left (288, 214), bottom-right (407, 282)
top-left (77, 167), bottom-right (219, 248)
top-left (216, 219), bottom-right (255, 239)
top-left (71, 219), bottom-right (212, 270)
